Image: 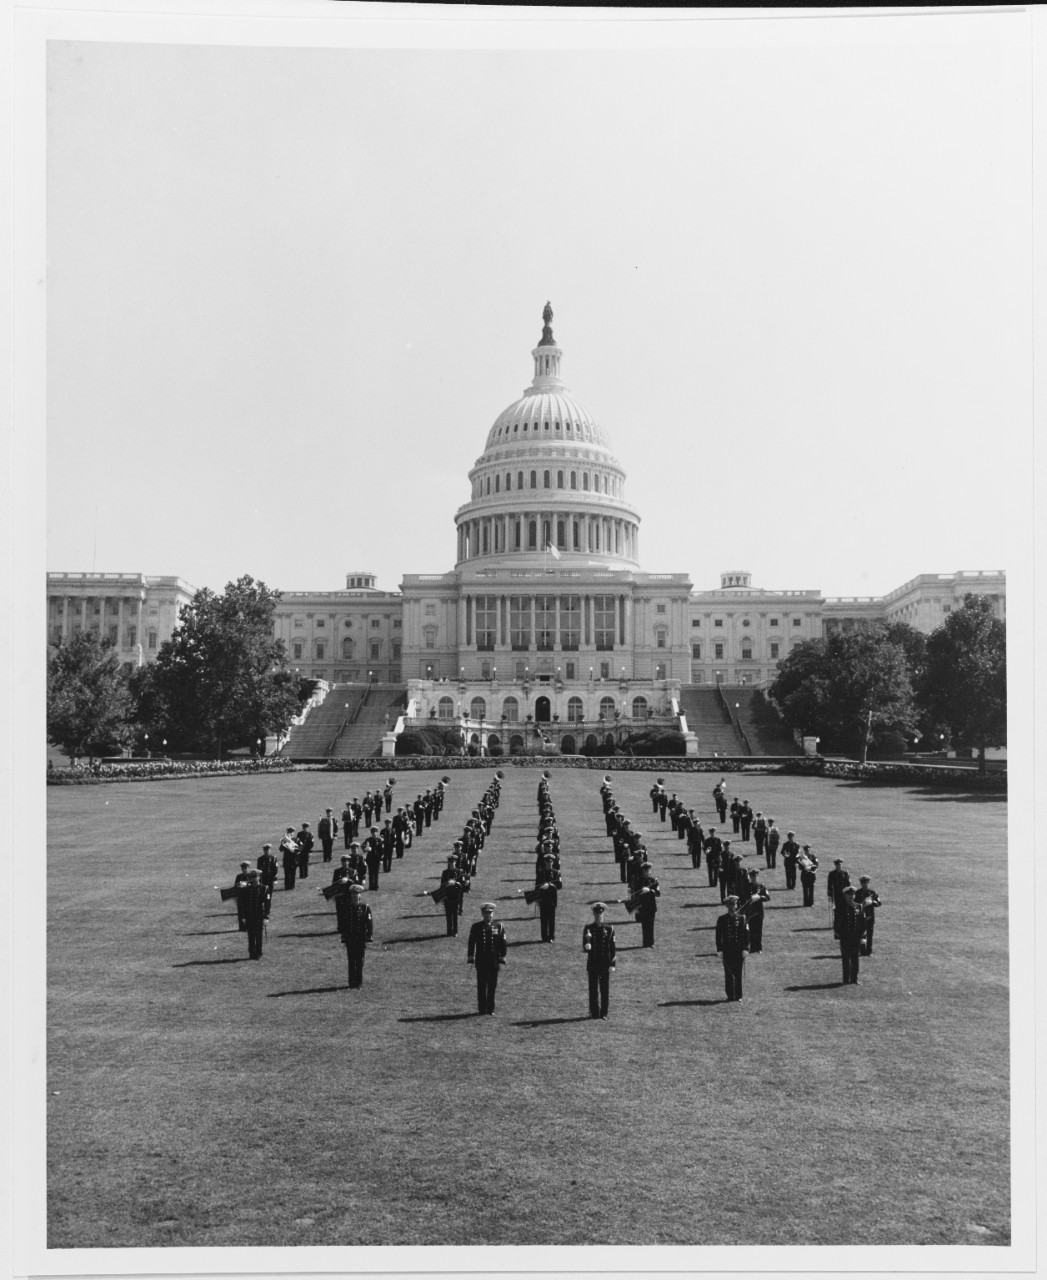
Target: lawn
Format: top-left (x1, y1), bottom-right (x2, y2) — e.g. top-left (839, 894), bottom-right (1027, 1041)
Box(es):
top-left (47, 767), bottom-right (1009, 1247)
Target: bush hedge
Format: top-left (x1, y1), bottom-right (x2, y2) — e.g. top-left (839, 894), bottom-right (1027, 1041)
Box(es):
top-left (47, 758), bottom-right (298, 785)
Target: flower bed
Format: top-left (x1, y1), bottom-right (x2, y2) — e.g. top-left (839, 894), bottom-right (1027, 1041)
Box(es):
top-left (47, 758), bottom-right (298, 785)
top-left (322, 755), bottom-right (1005, 789)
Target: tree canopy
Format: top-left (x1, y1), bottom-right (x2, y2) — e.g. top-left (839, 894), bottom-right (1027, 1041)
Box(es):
top-left (47, 632), bottom-right (135, 763)
top-left (770, 628), bottom-right (916, 762)
top-left (919, 594), bottom-right (1006, 772)
top-left (144, 576), bottom-right (303, 756)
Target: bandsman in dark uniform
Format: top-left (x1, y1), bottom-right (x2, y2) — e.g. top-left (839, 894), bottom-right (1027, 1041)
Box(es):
top-left (781, 831), bottom-right (800, 890)
top-left (714, 780), bottom-right (728, 825)
top-left (467, 902), bottom-right (507, 1015)
top-left (853, 875), bottom-right (882, 955)
top-left (341, 801), bottom-right (354, 848)
top-left (631, 870), bottom-right (660, 948)
top-left (658, 787), bottom-right (669, 822)
top-left (296, 822), bottom-right (314, 880)
top-left (361, 790), bottom-right (374, 829)
top-left (346, 841), bottom-right (367, 885)
top-left (318, 808), bottom-right (338, 863)
top-left (740, 867), bottom-right (770, 953)
top-left (383, 780), bottom-right (395, 817)
top-left (730, 798), bottom-right (742, 834)
top-left (687, 813), bottom-right (704, 869)
top-left (381, 819), bottom-right (396, 870)
top-left (279, 827), bottom-right (299, 891)
top-left (739, 800), bottom-right (753, 842)
top-left (439, 854), bottom-right (466, 936)
top-left (668, 792), bottom-right (680, 831)
top-left (583, 902), bottom-right (616, 1019)
top-left (827, 859), bottom-right (851, 937)
top-left (335, 881), bottom-right (373, 989)
top-left (332, 854), bottom-right (353, 886)
top-left (837, 885), bottom-right (866, 985)
top-left (753, 812), bottom-right (767, 859)
top-left (717, 839), bottom-right (733, 902)
top-left (363, 837), bottom-right (382, 891)
top-left (413, 796), bottom-right (425, 837)
top-left (704, 827), bottom-right (722, 888)
top-left (233, 861), bottom-right (251, 930)
top-left (765, 819), bottom-right (780, 870)
top-left (649, 781), bottom-right (662, 814)
top-left (257, 843), bottom-right (278, 919)
top-left (799, 846), bottom-right (819, 906)
top-left (237, 868), bottom-right (267, 960)
top-left (535, 854), bottom-right (561, 943)
top-left (715, 895), bottom-right (750, 1002)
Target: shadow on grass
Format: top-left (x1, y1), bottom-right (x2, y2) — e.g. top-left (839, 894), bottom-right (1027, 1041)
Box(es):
top-left (384, 933), bottom-right (449, 945)
top-left (398, 1012), bottom-right (480, 1023)
top-left (681, 902), bottom-right (720, 910)
top-left (785, 981), bottom-right (845, 991)
top-left (793, 926), bottom-right (831, 932)
top-left (280, 930), bottom-right (340, 940)
top-left (181, 929), bottom-right (243, 937)
top-left (811, 954), bottom-right (842, 960)
top-left (909, 790), bottom-right (1006, 804)
top-left (691, 925), bottom-right (717, 932)
top-left (616, 943), bottom-right (647, 952)
top-left (267, 984), bottom-right (347, 998)
top-left (514, 1015), bottom-right (592, 1027)
top-left (506, 938), bottom-right (546, 948)
top-left (172, 957), bottom-right (251, 967)
top-left (659, 998), bottom-right (728, 1007)
top-left (293, 912), bottom-right (336, 919)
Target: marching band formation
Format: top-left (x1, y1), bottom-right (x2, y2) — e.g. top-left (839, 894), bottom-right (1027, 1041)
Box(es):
top-left (218, 768), bottom-right (882, 1010)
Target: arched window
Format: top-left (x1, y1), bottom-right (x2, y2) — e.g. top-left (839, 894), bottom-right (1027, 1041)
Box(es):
top-left (567, 696), bottom-right (584, 722)
top-left (570, 471), bottom-right (577, 489)
top-left (470, 696), bottom-right (487, 720)
top-left (530, 471), bottom-right (537, 489)
top-left (438, 696), bottom-right (455, 719)
top-left (518, 471), bottom-right (524, 490)
top-left (485, 476), bottom-right (491, 494)
top-left (557, 470), bottom-right (564, 488)
top-left (495, 475), bottom-right (500, 492)
top-left (583, 474), bottom-right (590, 491)
top-left (632, 696), bottom-right (649, 720)
top-left (560, 734), bottom-right (576, 755)
top-left (528, 520), bottom-right (537, 549)
top-left (506, 472), bottom-right (512, 490)
top-left (342, 637), bottom-right (354, 659)
top-left (599, 696), bottom-right (616, 718)
top-left (502, 695), bottom-right (519, 722)
top-left (543, 470), bottom-right (550, 488)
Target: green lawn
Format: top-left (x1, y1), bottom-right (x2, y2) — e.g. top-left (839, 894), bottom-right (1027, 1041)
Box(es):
top-left (47, 767), bottom-right (1009, 1247)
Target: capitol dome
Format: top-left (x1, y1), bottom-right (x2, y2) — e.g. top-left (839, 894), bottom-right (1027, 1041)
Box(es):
top-left (454, 304), bottom-right (641, 570)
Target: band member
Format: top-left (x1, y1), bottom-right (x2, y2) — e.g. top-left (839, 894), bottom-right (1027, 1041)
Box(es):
top-left (631, 872), bottom-right (660, 948)
top-left (714, 781), bottom-right (728, 825)
top-left (658, 787), bottom-right (669, 822)
top-left (467, 903), bottom-right (507, 1015)
top-left (341, 801), bottom-right (354, 848)
top-left (827, 859), bottom-right (851, 937)
top-left (440, 855), bottom-right (465, 936)
top-left (279, 827), bottom-right (299, 891)
top-left (332, 854), bottom-right (353, 886)
top-left (753, 812), bottom-right (767, 858)
top-left (765, 819), bottom-right (780, 870)
top-left (781, 831), bottom-right (800, 890)
top-left (237, 868), bottom-right (267, 960)
top-left (318, 808), bottom-right (338, 863)
top-left (687, 813), bottom-right (704, 868)
top-left (384, 780), bottom-right (395, 817)
top-left (741, 867), bottom-right (770, 952)
top-left (715, 895), bottom-right (750, 1002)
top-left (361, 790), bottom-right (374, 829)
top-left (363, 836), bottom-right (382, 890)
top-left (335, 881), bottom-right (373, 989)
top-left (717, 839), bottom-right (733, 902)
top-left (730, 798), bottom-right (742, 834)
top-left (704, 827), bottom-right (722, 888)
top-left (649, 781), bottom-right (662, 813)
top-left (233, 861), bottom-right (251, 930)
top-left (381, 819), bottom-right (396, 870)
top-left (345, 842), bottom-right (367, 885)
top-left (799, 846), bottom-right (820, 906)
top-left (296, 822), bottom-right (314, 879)
top-left (837, 886), bottom-right (867, 984)
top-left (853, 875), bottom-right (882, 954)
top-left (256, 843), bottom-right (278, 919)
top-left (668, 792), bottom-right (680, 831)
top-left (583, 902), bottom-right (616, 1019)
top-left (413, 795), bottom-right (425, 837)
top-left (535, 855), bottom-right (561, 943)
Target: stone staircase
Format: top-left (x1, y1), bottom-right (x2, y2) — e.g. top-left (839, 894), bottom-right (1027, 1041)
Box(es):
top-left (677, 687), bottom-right (746, 757)
top-left (280, 684), bottom-right (370, 759)
top-left (331, 684), bottom-right (408, 759)
top-left (731, 687), bottom-right (802, 756)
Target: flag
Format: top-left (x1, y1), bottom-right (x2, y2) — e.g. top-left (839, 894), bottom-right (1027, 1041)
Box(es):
top-left (545, 543), bottom-right (561, 560)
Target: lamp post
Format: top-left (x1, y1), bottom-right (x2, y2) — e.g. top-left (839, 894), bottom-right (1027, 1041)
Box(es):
top-left (143, 733), bottom-right (149, 759)
top-left (162, 738), bottom-right (167, 757)
top-left (715, 671), bottom-right (721, 686)
top-left (255, 737), bottom-right (261, 758)
top-left (368, 670), bottom-right (373, 687)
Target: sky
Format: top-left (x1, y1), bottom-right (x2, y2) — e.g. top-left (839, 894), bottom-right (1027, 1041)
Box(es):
top-left (43, 9), bottom-right (1033, 601)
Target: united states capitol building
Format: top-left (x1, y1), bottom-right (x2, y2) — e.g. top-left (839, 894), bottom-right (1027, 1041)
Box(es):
top-left (47, 306), bottom-right (1005, 755)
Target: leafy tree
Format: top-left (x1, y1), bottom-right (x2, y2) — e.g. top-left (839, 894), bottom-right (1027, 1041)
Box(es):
top-left (47, 633), bottom-right (135, 763)
top-left (771, 628), bottom-right (916, 762)
top-left (145, 576), bottom-right (303, 757)
top-left (919, 594), bottom-right (1006, 773)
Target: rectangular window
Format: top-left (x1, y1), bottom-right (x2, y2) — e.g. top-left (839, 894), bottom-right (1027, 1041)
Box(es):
top-left (714, 619), bottom-right (723, 628)
top-left (692, 642), bottom-right (702, 659)
top-left (370, 642), bottom-right (381, 660)
top-left (316, 643), bottom-right (325, 660)
top-left (510, 596), bottom-right (530, 651)
top-left (769, 618), bottom-right (779, 627)
top-left (480, 660), bottom-right (491, 679)
top-left (107, 625), bottom-right (118, 644)
top-left (535, 595), bottom-right (555, 651)
top-left (691, 619), bottom-right (700, 628)
top-left (793, 618), bottom-right (802, 627)
top-left (127, 626), bottom-right (137, 647)
top-left (475, 595), bottom-right (497, 651)
top-left (293, 642), bottom-right (303, 660)
top-left (714, 643), bottom-right (724, 660)
top-left (515, 660), bottom-right (527, 678)
top-left (393, 620), bottom-right (402, 630)
top-left (655, 663), bottom-right (666, 680)
top-left (593, 596), bottom-right (616, 651)
top-left (392, 642), bottom-right (402, 660)
top-left (770, 642), bottom-right (780, 659)
top-left (147, 629), bottom-right (157, 650)
top-left (741, 646), bottom-right (752, 660)
top-left (559, 595), bottom-right (580, 651)
top-left (370, 619), bottom-right (380, 629)
top-left (600, 662), bottom-right (611, 679)
top-left (656, 632), bottom-right (666, 649)
top-left (656, 604), bottom-right (666, 615)
top-left (565, 661), bottom-right (576, 680)
top-left (294, 618), bottom-right (304, 629)
top-left (317, 619), bottom-right (326, 628)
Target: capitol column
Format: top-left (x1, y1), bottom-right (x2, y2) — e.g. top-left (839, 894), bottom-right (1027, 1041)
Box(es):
top-left (624, 593), bottom-right (633, 650)
top-left (458, 594), bottom-right (467, 647)
top-left (554, 593), bottom-right (561, 650)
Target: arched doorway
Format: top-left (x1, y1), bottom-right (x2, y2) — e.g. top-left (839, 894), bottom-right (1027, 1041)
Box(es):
top-left (535, 695), bottom-right (551, 723)
top-left (561, 734), bottom-right (576, 755)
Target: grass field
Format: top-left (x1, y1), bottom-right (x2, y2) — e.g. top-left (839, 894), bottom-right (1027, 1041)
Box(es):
top-left (47, 766), bottom-right (1009, 1247)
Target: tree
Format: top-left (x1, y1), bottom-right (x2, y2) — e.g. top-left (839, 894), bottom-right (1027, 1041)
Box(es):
top-left (919, 594), bottom-right (1006, 774)
top-left (47, 633), bottom-right (135, 764)
top-left (771, 628), bottom-right (916, 762)
top-left (145, 576), bottom-right (303, 757)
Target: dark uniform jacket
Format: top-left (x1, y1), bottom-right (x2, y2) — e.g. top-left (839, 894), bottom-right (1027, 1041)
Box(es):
top-left (236, 882), bottom-right (267, 923)
top-left (256, 852), bottom-right (278, 886)
top-left (781, 838), bottom-right (800, 866)
top-left (467, 920), bottom-right (507, 966)
top-left (741, 880), bottom-right (770, 921)
top-left (583, 921), bottom-right (616, 971)
top-left (827, 867), bottom-right (851, 904)
top-left (336, 898), bottom-right (373, 947)
top-left (318, 816), bottom-right (338, 842)
top-left (716, 913), bottom-right (751, 954)
top-left (836, 902), bottom-right (867, 951)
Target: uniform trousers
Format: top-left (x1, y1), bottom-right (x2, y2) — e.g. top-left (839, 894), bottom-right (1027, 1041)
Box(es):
top-left (443, 901), bottom-right (459, 937)
top-left (539, 900), bottom-right (557, 942)
top-left (722, 951), bottom-right (745, 1001)
top-left (801, 875), bottom-right (816, 906)
top-left (474, 962), bottom-right (500, 1014)
top-left (588, 966), bottom-right (610, 1018)
top-left (346, 944), bottom-right (366, 988)
top-left (840, 944), bottom-right (861, 984)
top-left (747, 915), bottom-right (763, 952)
top-left (283, 865), bottom-right (296, 891)
top-left (321, 838), bottom-right (334, 863)
top-left (247, 917), bottom-right (264, 959)
top-left (784, 861), bottom-right (797, 890)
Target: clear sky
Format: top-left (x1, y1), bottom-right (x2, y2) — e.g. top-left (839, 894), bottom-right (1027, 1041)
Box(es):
top-left (44, 9), bottom-right (1032, 601)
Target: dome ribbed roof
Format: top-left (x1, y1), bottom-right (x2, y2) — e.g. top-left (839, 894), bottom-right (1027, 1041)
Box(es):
top-left (484, 390), bottom-right (610, 452)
